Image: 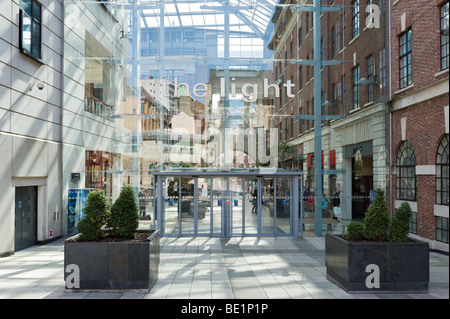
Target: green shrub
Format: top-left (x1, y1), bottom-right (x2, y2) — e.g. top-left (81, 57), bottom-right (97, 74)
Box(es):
top-left (363, 189), bottom-right (390, 241)
top-left (108, 185), bottom-right (140, 238)
top-left (346, 222), bottom-right (365, 241)
top-left (388, 202), bottom-right (412, 242)
top-left (77, 190), bottom-right (111, 241)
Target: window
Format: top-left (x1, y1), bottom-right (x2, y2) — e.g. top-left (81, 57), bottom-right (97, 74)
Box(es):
top-left (410, 211), bottom-right (417, 234)
top-left (436, 216), bottom-right (449, 244)
top-left (352, 0), bottom-right (360, 39)
top-left (306, 54), bottom-right (310, 80)
top-left (436, 134), bottom-right (449, 206)
top-left (298, 26), bottom-right (303, 48)
top-left (441, 2), bottom-right (449, 70)
top-left (396, 140), bottom-right (417, 201)
top-left (299, 65), bottom-right (303, 90)
top-left (329, 26), bottom-right (334, 57)
top-left (306, 101), bottom-right (310, 130)
top-left (331, 83), bottom-right (336, 104)
top-left (306, 12), bottom-right (310, 32)
top-left (342, 74), bottom-right (346, 107)
top-left (379, 48), bottom-right (387, 88)
top-left (19, 0), bottom-right (42, 61)
top-left (399, 29), bottom-right (412, 89)
top-left (321, 37), bottom-right (324, 60)
top-left (352, 65), bottom-right (360, 109)
top-left (335, 20), bottom-right (341, 54)
top-left (342, 11), bottom-right (346, 47)
top-left (367, 55), bottom-right (373, 102)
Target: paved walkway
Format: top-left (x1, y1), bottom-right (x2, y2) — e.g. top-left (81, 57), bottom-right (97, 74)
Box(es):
top-left (0, 236), bottom-right (448, 299)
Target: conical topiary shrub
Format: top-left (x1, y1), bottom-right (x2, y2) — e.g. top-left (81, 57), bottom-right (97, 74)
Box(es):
top-left (108, 185), bottom-right (140, 238)
top-left (76, 190), bottom-right (111, 241)
top-left (363, 188), bottom-right (390, 241)
top-left (388, 202), bottom-right (412, 242)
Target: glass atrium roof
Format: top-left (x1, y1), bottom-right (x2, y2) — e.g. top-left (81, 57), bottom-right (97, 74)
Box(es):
top-left (139, 0), bottom-right (279, 39)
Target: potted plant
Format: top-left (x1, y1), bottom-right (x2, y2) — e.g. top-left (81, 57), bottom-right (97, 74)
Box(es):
top-left (325, 189), bottom-right (429, 293)
top-left (64, 186), bottom-right (160, 292)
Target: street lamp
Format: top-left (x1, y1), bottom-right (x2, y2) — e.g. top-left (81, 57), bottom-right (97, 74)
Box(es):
top-left (356, 75), bottom-right (378, 86)
top-left (321, 100), bottom-right (336, 108)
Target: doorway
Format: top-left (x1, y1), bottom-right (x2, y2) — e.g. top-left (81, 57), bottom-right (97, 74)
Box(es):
top-left (352, 155), bottom-right (373, 220)
top-left (15, 186), bottom-right (37, 252)
top-left (155, 171), bottom-right (302, 237)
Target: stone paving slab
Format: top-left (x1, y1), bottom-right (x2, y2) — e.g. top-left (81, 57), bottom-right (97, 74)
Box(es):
top-left (0, 236), bottom-right (448, 300)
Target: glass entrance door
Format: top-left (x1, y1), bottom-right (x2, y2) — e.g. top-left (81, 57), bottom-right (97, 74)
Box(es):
top-left (244, 177), bottom-right (258, 236)
top-left (230, 177), bottom-right (243, 236)
top-left (157, 173), bottom-right (301, 237)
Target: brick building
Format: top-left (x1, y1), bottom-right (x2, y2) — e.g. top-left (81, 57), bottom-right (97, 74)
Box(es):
top-left (270, 0), bottom-right (390, 222)
top-left (390, 0), bottom-right (449, 252)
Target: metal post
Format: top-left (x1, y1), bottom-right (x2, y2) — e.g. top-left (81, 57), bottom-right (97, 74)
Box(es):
top-left (131, 0), bottom-right (141, 189)
top-left (293, 176), bottom-right (299, 237)
top-left (223, 3), bottom-right (230, 170)
top-left (257, 177), bottom-right (262, 236)
top-left (194, 178), bottom-right (198, 236)
top-left (313, 0), bottom-right (323, 236)
top-left (152, 174), bottom-right (156, 228)
top-left (156, 175), bottom-right (163, 234)
top-left (290, 0), bottom-right (344, 237)
top-left (210, 178), bottom-right (214, 235)
top-left (159, 1), bottom-right (165, 171)
top-left (242, 178), bottom-right (246, 236)
top-left (273, 177), bottom-right (277, 235)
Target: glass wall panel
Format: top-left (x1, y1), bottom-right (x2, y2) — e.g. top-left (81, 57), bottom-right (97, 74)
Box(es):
top-left (163, 177), bottom-right (179, 236)
top-left (244, 177), bottom-right (258, 235)
top-left (230, 177), bottom-right (243, 236)
top-left (197, 178), bottom-right (212, 235)
top-left (61, 0), bottom-right (392, 239)
top-left (276, 177), bottom-right (292, 235)
top-left (261, 178), bottom-right (274, 235)
top-left (181, 177), bottom-right (195, 235)
top-left (212, 177), bottom-right (227, 236)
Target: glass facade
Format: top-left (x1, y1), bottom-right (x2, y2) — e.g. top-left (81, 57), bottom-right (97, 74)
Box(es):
top-left (57, 0), bottom-right (445, 241)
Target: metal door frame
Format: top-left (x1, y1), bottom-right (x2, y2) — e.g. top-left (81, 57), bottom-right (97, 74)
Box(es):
top-left (154, 170), bottom-right (303, 238)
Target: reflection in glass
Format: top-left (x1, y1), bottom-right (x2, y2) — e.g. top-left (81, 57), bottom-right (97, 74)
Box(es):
top-left (60, 0), bottom-right (395, 239)
top-left (276, 178), bottom-right (291, 235)
top-left (21, 15), bottom-right (31, 52)
top-left (197, 178), bottom-right (212, 235)
top-left (164, 177), bottom-right (179, 236)
top-left (181, 177), bottom-right (195, 235)
top-left (261, 178), bottom-right (274, 234)
top-left (244, 177), bottom-right (258, 235)
top-left (230, 177), bottom-right (243, 236)
top-left (212, 177), bottom-right (227, 236)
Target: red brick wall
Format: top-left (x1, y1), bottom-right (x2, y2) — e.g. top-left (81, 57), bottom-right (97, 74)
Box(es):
top-left (391, 0), bottom-right (447, 94)
top-left (390, 0), bottom-right (449, 242)
top-left (391, 95), bottom-right (448, 240)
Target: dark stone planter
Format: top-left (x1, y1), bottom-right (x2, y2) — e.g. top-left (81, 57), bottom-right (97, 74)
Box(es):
top-left (325, 233), bottom-right (429, 293)
top-left (64, 229), bottom-right (160, 292)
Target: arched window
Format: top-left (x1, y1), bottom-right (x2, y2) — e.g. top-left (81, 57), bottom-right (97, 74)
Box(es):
top-left (436, 134), bottom-right (449, 206)
top-left (396, 140), bottom-right (416, 201)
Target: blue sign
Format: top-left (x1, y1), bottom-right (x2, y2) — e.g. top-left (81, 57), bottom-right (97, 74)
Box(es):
top-left (68, 189), bottom-right (92, 236)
